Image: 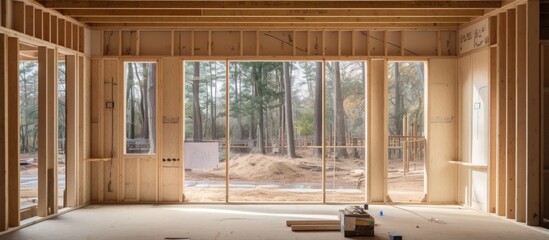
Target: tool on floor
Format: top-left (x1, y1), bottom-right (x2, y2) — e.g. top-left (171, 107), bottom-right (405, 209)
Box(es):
top-left (339, 205), bottom-right (375, 237)
top-left (389, 232), bottom-right (403, 240)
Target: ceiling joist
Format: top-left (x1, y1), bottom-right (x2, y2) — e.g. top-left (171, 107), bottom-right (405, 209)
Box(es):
top-left (39, 1), bottom-right (501, 9)
top-left (58, 9), bottom-right (486, 17)
top-left (90, 22), bottom-right (459, 29)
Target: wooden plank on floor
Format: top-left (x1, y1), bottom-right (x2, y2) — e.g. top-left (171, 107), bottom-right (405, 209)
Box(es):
top-left (506, 8), bottom-right (516, 220)
top-left (0, 34), bottom-right (8, 232)
top-left (291, 225), bottom-right (340, 231)
top-left (7, 37), bottom-right (19, 227)
top-left (286, 220), bottom-right (340, 226)
top-left (515, 4), bottom-right (527, 223)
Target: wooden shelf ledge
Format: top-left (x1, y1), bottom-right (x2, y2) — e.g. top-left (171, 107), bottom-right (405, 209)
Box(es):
top-left (84, 158), bottom-right (112, 162)
top-left (448, 160), bottom-right (488, 169)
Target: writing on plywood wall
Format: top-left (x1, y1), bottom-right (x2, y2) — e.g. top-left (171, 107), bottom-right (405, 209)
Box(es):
top-left (459, 18), bottom-right (490, 55)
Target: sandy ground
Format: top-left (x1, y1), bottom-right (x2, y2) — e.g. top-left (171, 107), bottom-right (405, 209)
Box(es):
top-left (19, 153), bottom-right (67, 209)
top-left (184, 152), bottom-right (425, 203)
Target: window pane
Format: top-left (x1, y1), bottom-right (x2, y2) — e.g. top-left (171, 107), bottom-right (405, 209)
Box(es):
top-left (58, 59), bottom-right (66, 208)
top-left (325, 61), bottom-right (366, 203)
top-left (183, 61), bottom-right (227, 202)
top-left (19, 60), bottom-right (39, 209)
top-left (125, 62), bottom-right (157, 154)
top-left (228, 62), bottom-right (322, 202)
top-left (387, 61), bottom-right (426, 203)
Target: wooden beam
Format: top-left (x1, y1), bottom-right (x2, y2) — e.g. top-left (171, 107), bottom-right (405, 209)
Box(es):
top-left (496, 12), bottom-right (507, 217)
top-left (89, 22), bottom-right (460, 29)
top-left (66, 54), bottom-right (78, 207)
top-left (286, 220), bottom-right (340, 226)
top-left (506, 8), bottom-right (516, 220)
top-left (0, 33), bottom-right (8, 232)
top-left (37, 46), bottom-right (48, 217)
top-left (46, 48), bottom-right (58, 215)
top-left (291, 225), bottom-right (340, 231)
top-left (59, 9), bottom-right (486, 17)
top-left (7, 36), bottom-right (19, 227)
top-left (515, 4), bottom-right (527, 223)
top-left (526, 0), bottom-right (541, 226)
top-left (41, 1), bottom-right (502, 9)
top-left (75, 16), bottom-right (472, 24)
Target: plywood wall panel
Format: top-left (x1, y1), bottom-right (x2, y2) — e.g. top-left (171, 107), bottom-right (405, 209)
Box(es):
top-left (193, 31), bottom-right (209, 56)
top-left (259, 31), bottom-right (293, 56)
top-left (404, 31), bottom-right (437, 56)
top-left (242, 31), bottom-right (257, 56)
top-left (354, 31), bottom-right (368, 56)
top-left (103, 30), bottom-right (120, 56)
top-left (174, 31), bottom-right (192, 56)
top-left (308, 31), bottom-right (322, 56)
top-left (160, 58), bottom-right (183, 202)
top-left (428, 58), bottom-right (458, 203)
top-left (139, 158), bottom-right (157, 202)
top-left (123, 158), bottom-right (138, 201)
top-left (294, 31), bottom-right (308, 56)
top-left (340, 31), bottom-right (352, 56)
top-left (102, 59), bottom-right (119, 202)
top-left (369, 31), bottom-right (384, 56)
top-left (140, 31), bottom-right (171, 56)
top-left (211, 31), bottom-right (240, 56)
top-left (385, 31), bottom-right (401, 56)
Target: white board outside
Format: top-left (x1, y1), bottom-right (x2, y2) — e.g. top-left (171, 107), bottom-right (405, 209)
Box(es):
top-left (184, 142), bottom-right (219, 170)
top-left (459, 18), bottom-right (490, 55)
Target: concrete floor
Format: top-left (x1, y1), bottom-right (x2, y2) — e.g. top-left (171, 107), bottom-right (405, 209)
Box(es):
top-left (1, 204), bottom-right (548, 240)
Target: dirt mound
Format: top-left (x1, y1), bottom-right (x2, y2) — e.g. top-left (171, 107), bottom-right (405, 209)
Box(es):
top-left (223, 154), bottom-right (309, 181)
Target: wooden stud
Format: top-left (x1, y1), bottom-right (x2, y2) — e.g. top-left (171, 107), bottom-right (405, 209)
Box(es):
top-left (490, 46), bottom-right (497, 213)
top-left (66, 55), bottom-right (78, 207)
top-left (496, 12), bottom-right (507, 217)
top-left (47, 48), bottom-right (58, 215)
top-left (368, 59), bottom-right (386, 202)
top-left (506, 8), bottom-right (516, 220)
top-left (0, 34), bottom-right (7, 232)
top-left (7, 37), bottom-right (19, 227)
top-left (515, 4), bottom-right (527, 223)
top-left (526, 0), bottom-right (541, 226)
top-left (37, 46), bottom-right (49, 217)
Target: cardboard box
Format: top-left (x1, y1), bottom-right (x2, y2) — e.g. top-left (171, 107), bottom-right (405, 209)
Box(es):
top-left (339, 207), bottom-right (375, 237)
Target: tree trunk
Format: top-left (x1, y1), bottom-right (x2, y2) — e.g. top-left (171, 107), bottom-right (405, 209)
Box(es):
top-left (334, 62), bottom-right (348, 158)
top-left (128, 63), bottom-right (135, 139)
top-left (277, 66), bottom-right (285, 155)
top-left (283, 62), bottom-right (297, 158)
top-left (147, 64), bottom-right (156, 152)
top-left (394, 63), bottom-right (402, 135)
top-left (253, 64), bottom-right (265, 154)
top-left (313, 62), bottom-right (323, 157)
top-left (211, 63), bottom-right (217, 139)
top-left (192, 62), bottom-right (202, 142)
